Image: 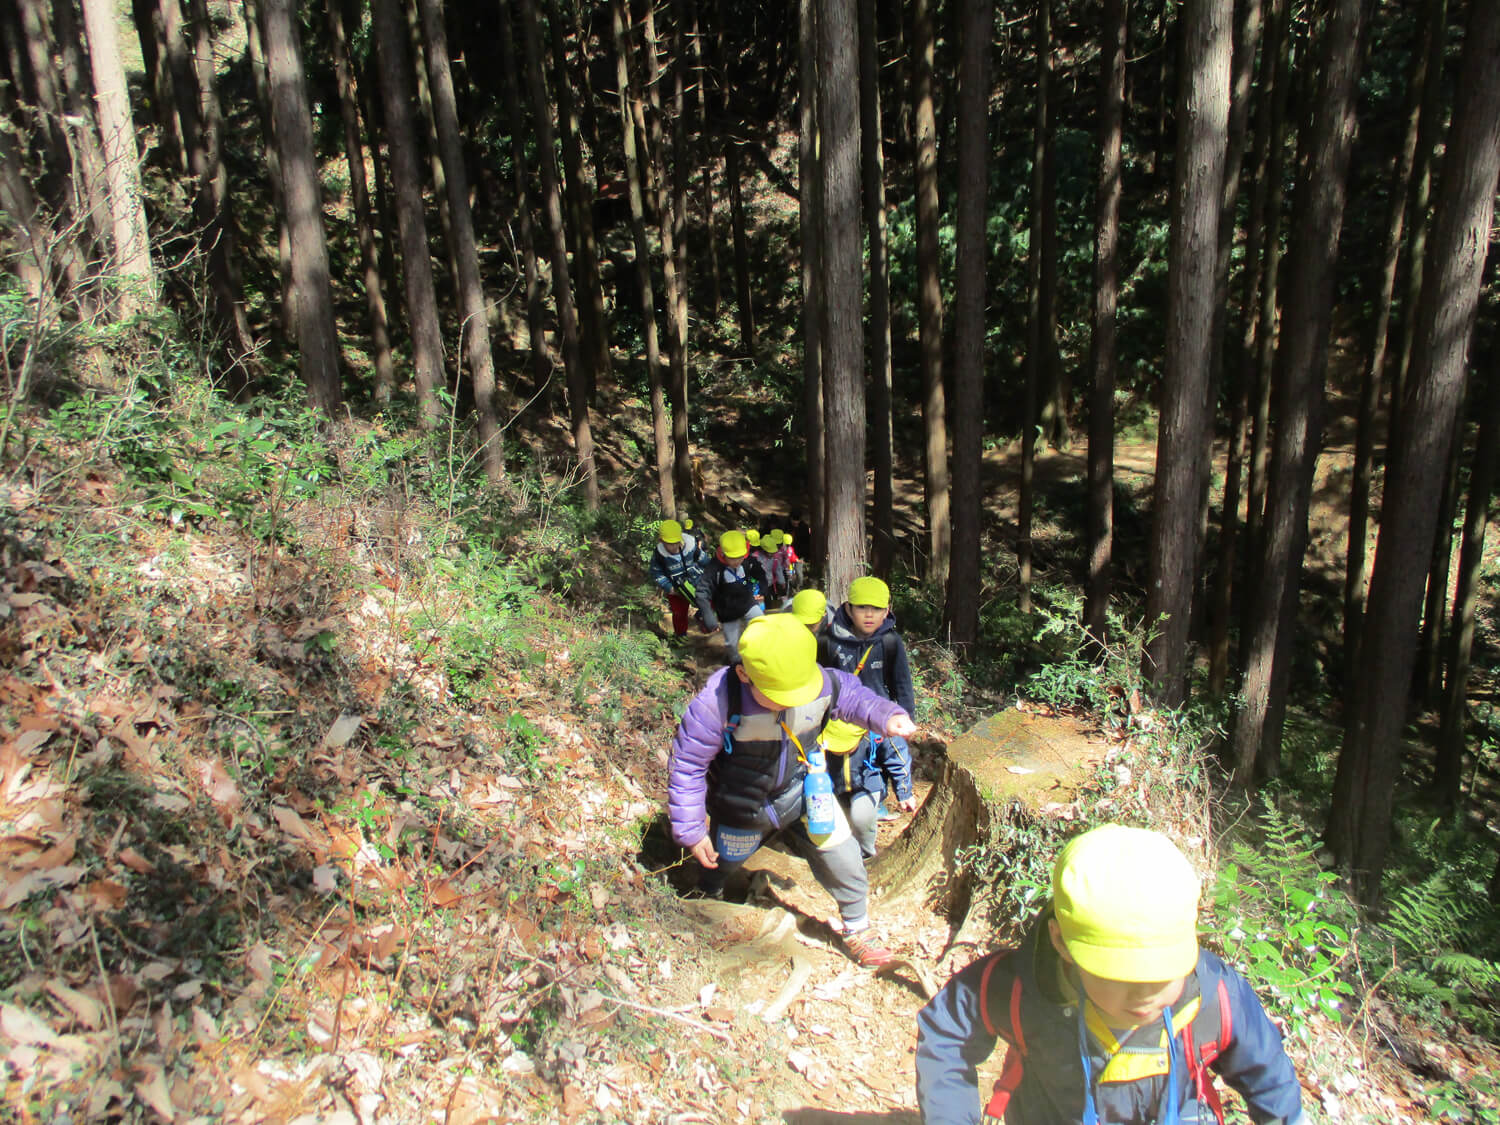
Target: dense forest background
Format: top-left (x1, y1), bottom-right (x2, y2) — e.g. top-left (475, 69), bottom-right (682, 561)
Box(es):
top-left (2, 0), bottom-right (1500, 1117)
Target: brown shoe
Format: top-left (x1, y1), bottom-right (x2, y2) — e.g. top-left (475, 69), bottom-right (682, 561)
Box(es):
top-left (842, 932), bottom-right (895, 968)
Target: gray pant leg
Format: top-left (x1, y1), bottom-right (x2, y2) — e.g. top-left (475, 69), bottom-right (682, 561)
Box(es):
top-left (846, 792), bottom-right (880, 859)
top-left (785, 820), bottom-right (871, 932)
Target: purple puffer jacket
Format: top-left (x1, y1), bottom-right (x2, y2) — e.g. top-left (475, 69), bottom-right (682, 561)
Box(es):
top-left (667, 666), bottom-right (907, 847)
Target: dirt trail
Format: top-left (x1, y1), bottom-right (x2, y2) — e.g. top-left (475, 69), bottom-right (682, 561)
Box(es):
top-left (650, 703), bottom-right (1110, 1122)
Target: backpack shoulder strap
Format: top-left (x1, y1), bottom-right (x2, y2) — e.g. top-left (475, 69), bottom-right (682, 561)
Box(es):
top-left (882, 632), bottom-right (899, 697)
top-left (1180, 974), bottom-right (1232, 1125)
top-left (722, 672), bottom-right (743, 755)
top-left (977, 956), bottom-right (1026, 1123)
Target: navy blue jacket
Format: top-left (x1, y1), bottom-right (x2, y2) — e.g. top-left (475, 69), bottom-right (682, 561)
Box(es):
top-left (818, 607), bottom-right (916, 716)
top-left (916, 913), bottom-right (1305, 1125)
top-left (649, 534), bottom-right (708, 595)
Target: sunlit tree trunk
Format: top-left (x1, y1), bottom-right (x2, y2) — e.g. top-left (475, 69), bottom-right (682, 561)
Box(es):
top-left (80, 0), bottom-right (154, 309)
top-left (686, 0), bottom-right (721, 321)
top-left (1329, 0), bottom-right (1500, 903)
top-left (1232, 0), bottom-right (1367, 782)
top-left (1085, 0), bottom-right (1128, 651)
top-left (130, 0), bottom-right (181, 168)
top-left (799, 0), bottom-right (825, 569)
top-left (405, 0), bottom-right (457, 298)
top-left (1142, 0), bottom-right (1231, 707)
top-left (860, 0), bottom-right (895, 579)
top-left (371, 0), bottom-right (442, 427)
top-left (417, 0), bottom-right (504, 483)
top-left (669, 0), bottom-right (693, 507)
top-left (945, 0), bottom-right (991, 649)
top-left (818, 0), bottom-right (863, 604)
top-left (913, 0), bottom-right (949, 589)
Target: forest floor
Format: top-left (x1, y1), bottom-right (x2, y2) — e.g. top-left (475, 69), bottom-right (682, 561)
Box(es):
top-left (1, 377), bottom-right (1497, 1123)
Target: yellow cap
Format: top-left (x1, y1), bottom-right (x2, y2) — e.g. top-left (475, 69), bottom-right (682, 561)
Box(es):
top-left (791, 589), bottom-right (827, 625)
top-left (784, 533), bottom-right (794, 546)
top-left (719, 530), bottom-right (747, 558)
top-left (766, 529), bottom-right (784, 547)
top-left (738, 614), bottom-right (824, 708)
top-left (847, 576), bottom-right (890, 609)
top-left (745, 529), bottom-right (762, 547)
top-left (1052, 826), bottom-right (1200, 983)
top-left (658, 519), bottom-right (683, 544)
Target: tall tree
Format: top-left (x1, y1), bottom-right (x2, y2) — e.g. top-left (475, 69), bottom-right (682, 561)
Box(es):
top-left (945, 0), bottom-right (992, 648)
top-left (685, 0), bottom-right (721, 321)
top-left (240, 0), bottom-right (290, 330)
top-left (326, 0), bottom-right (395, 404)
top-left (1329, 0), bottom-right (1500, 902)
top-left (860, 0), bottom-right (895, 578)
top-left (497, 0), bottom-right (552, 406)
top-left (371, 0), bottom-right (442, 428)
top-left (612, 0), bottom-right (672, 513)
top-left (913, 0), bottom-right (949, 589)
top-left (1033, 0), bottom-right (1067, 450)
top-left (80, 0), bottom-right (155, 310)
top-left (1230, 0), bottom-right (1366, 782)
top-left (416, 0), bottom-right (505, 483)
top-left (519, 0), bottom-right (598, 508)
top-left (1142, 0), bottom-right (1231, 706)
top-left (1085, 0), bottom-right (1129, 649)
top-left (260, 0), bottom-right (340, 412)
top-left (1435, 360), bottom-right (1500, 806)
top-left (1344, 0), bottom-right (1447, 686)
top-left (818, 0), bottom-right (864, 603)
top-left (799, 0), bottom-right (825, 569)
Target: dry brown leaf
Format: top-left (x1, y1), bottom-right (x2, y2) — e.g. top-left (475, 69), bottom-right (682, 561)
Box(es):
top-left (322, 714), bottom-right (363, 749)
top-left (118, 847), bottom-right (154, 874)
top-left (82, 878), bottom-right (129, 910)
top-left (44, 980), bottom-right (103, 1030)
top-left (134, 1061), bottom-right (177, 1121)
top-left (0, 1003), bottom-right (57, 1047)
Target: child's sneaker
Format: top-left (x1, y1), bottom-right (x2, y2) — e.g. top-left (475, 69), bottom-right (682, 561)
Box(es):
top-left (841, 931), bottom-right (895, 968)
top-left (878, 803), bottom-right (902, 821)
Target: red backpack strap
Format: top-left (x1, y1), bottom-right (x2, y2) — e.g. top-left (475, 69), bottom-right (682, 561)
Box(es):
top-left (979, 968), bottom-right (1026, 1123)
top-left (1183, 976), bottom-right (1234, 1125)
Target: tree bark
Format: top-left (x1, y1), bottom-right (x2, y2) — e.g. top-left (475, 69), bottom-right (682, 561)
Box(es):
top-left (371, 0), bottom-right (443, 428)
top-left (261, 0), bottom-right (341, 412)
top-left (799, 0), bottom-right (825, 572)
top-left (1329, 0), bottom-right (1500, 903)
top-left (130, 0), bottom-right (181, 168)
top-left (405, 0), bottom-right (458, 299)
top-left (241, 0), bottom-right (290, 332)
top-left (860, 0), bottom-right (895, 580)
top-left (417, 0), bottom-right (505, 483)
top-left (80, 0), bottom-right (155, 310)
top-left (548, 0), bottom-right (609, 399)
top-left (945, 0), bottom-right (991, 649)
top-left (1344, 0), bottom-right (1446, 688)
top-left (1142, 0), bottom-right (1231, 707)
top-left (326, 0), bottom-right (395, 404)
top-left (497, 1), bottom-right (553, 406)
top-left (686, 0), bottom-right (721, 321)
top-left (818, 0), bottom-right (864, 604)
top-left (48, 0), bottom-right (113, 255)
top-left (1435, 358), bottom-right (1500, 806)
top-left (913, 0), bottom-right (949, 590)
top-left (613, 0), bottom-right (672, 513)
top-left (1416, 421), bottom-right (1462, 706)
top-left (1085, 0), bottom-right (1128, 651)
top-left (519, 0), bottom-right (598, 508)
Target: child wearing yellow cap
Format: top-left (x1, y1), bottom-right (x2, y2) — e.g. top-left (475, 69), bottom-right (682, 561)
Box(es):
top-left (648, 520), bottom-right (709, 637)
top-left (667, 614), bottom-right (918, 966)
top-left (817, 576), bottom-right (919, 851)
top-left (916, 825), bottom-right (1305, 1125)
top-left (693, 530), bottom-right (770, 659)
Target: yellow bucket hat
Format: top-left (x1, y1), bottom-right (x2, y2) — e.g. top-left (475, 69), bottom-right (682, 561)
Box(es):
top-left (658, 519), bottom-right (683, 544)
top-left (738, 614), bottom-right (824, 708)
top-left (745, 529), bottom-right (762, 547)
top-left (790, 589), bottom-right (828, 625)
top-left (847, 576), bottom-right (890, 609)
top-left (719, 530), bottom-right (748, 558)
top-left (1052, 825), bottom-right (1200, 983)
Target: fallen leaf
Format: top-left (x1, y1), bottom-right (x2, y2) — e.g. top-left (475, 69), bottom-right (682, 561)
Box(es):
top-left (0, 1003), bottom-right (57, 1047)
top-left (118, 848), bottom-right (154, 874)
top-left (1006, 765), bottom-right (1035, 775)
top-left (322, 715), bottom-right (363, 749)
top-left (44, 981), bottom-right (102, 1030)
top-left (312, 865), bottom-right (339, 894)
top-left (134, 1062), bottom-right (177, 1120)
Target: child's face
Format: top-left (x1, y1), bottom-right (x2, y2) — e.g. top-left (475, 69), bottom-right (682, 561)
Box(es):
top-left (846, 603), bottom-right (888, 637)
top-left (1048, 920), bottom-right (1186, 1029)
top-left (723, 550), bottom-right (747, 567)
top-left (662, 539), bottom-right (683, 555)
top-left (734, 664), bottom-right (779, 710)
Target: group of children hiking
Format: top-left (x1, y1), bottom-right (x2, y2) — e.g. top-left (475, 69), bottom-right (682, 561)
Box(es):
top-left (648, 518), bottom-right (1306, 1125)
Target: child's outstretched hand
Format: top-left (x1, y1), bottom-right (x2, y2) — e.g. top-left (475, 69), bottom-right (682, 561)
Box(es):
top-left (690, 837), bottom-right (719, 868)
top-left (885, 713), bottom-right (917, 739)
top-left (897, 794), bottom-right (920, 813)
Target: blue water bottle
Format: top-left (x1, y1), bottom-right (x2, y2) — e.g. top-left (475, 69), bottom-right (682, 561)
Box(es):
top-left (803, 745), bottom-right (836, 836)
